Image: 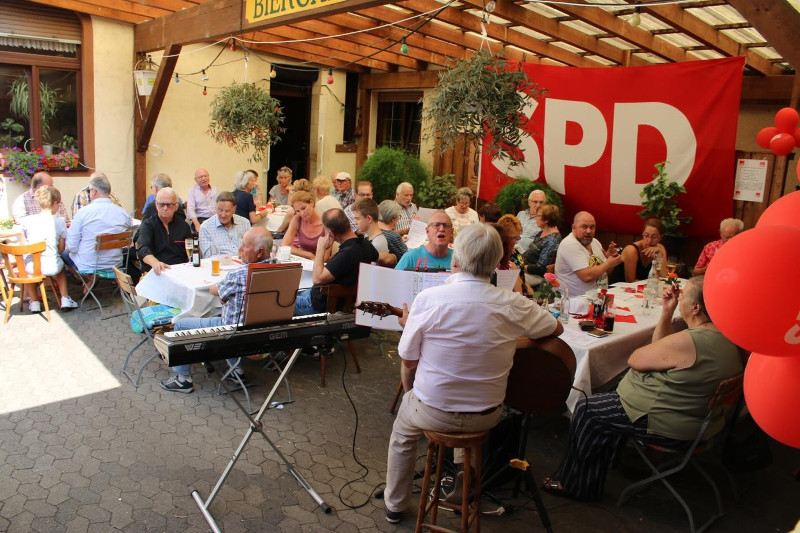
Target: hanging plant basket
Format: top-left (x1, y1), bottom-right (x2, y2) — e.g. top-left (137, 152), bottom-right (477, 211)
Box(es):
top-left (423, 50), bottom-right (546, 168)
top-left (207, 81), bottom-right (285, 163)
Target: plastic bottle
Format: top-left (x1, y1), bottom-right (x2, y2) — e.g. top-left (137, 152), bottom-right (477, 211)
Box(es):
top-left (558, 287), bottom-right (570, 324)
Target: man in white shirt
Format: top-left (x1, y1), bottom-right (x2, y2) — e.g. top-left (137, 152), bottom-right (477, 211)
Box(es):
top-left (554, 211), bottom-right (622, 298)
top-left (394, 182), bottom-right (418, 236)
top-left (64, 173), bottom-right (131, 271)
top-left (516, 189), bottom-right (546, 252)
top-left (383, 223), bottom-right (563, 523)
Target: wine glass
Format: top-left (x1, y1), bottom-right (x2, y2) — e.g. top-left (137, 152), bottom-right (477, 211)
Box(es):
top-left (667, 255), bottom-right (678, 275)
top-left (185, 239), bottom-right (193, 262)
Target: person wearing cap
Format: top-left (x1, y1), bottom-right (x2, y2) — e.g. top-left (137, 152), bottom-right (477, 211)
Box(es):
top-left (331, 171), bottom-right (355, 208)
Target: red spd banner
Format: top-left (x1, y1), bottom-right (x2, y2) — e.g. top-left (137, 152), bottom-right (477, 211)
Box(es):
top-left (479, 57), bottom-right (745, 237)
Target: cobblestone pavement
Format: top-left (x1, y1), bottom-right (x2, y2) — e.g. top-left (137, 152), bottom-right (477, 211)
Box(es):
top-left (1, 285), bottom-right (798, 532)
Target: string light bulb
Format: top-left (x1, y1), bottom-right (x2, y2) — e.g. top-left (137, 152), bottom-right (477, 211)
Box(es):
top-left (629, 4), bottom-right (642, 27)
top-left (326, 68), bottom-right (334, 85)
top-left (400, 38), bottom-right (408, 54)
top-left (174, 73), bottom-right (180, 83)
top-left (201, 69), bottom-right (208, 82)
top-left (229, 38), bottom-right (236, 52)
top-left (269, 67), bottom-right (277, 79)
top-left (203, 86), bottom-right (207, 96)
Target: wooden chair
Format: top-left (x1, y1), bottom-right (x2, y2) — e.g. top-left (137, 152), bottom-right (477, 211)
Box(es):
top-left (318, 284), bottom-right (362, 387)
top-left (74, 229), bottom-right (134, 312)
top-left (617, 374), bottom-right (745, 533)
top-left (0, 241), bottom-right (52, 322)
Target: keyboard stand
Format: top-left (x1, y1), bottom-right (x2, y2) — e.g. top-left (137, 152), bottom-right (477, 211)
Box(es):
top-left (191, 348), bottom-right (330, 532)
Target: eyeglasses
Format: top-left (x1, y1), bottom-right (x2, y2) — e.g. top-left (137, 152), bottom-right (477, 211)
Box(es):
top-left (642, 232), bottom-right (661, 240)
top-left (428, 222), bottom-right (453, 230)
top-left (157, 202), bottom-right (177, 208)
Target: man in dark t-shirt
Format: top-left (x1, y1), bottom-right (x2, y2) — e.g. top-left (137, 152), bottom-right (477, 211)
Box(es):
top-left (294, 208), bottom-right (378, 315)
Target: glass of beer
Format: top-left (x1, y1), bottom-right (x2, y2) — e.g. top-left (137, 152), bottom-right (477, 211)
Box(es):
top-left (211, 256), bottom-right (221, 276)
top-left (184, 239), bottom-right (193, 262)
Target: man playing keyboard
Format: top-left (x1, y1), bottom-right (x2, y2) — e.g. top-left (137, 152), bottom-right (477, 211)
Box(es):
top-left (160, 227), bottom-right (274, 393)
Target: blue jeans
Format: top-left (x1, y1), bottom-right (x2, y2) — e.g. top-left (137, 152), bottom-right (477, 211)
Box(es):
top-left (293, 289), bottom-right (318, 316)
top-left (170, 316), bottom-right (241, 377)
top-left (61, 250), bottom-right (77, 270)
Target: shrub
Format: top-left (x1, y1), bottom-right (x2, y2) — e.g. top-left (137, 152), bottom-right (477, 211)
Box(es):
top-left (357, 147), bottom-right (429, 203)
top-left (494, 177), bottom-right (563, 216)
top-left (416, 174), bottom-right (458, 209)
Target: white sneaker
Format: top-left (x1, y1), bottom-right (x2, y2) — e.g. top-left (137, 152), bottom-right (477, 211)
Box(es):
top-left (29, 300), bottom-right (42, 313)
top-left (60, 296), bottom-right (79, 310)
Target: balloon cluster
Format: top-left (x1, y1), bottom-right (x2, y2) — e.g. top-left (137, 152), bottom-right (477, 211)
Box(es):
top-left (704, 191), bottom-right (800, 448)
top-left (756, 107), bottom-right (800, 156)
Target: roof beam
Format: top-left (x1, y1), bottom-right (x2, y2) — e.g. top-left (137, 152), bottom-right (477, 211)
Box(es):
top-left (645, 3), bottom-right (781, 75)
top-left (254, 43), bottom-right (369, 72)
top-left (135, 0), bottom-right (390, 53)
top-left (726, 0), bottom-right (800, 72)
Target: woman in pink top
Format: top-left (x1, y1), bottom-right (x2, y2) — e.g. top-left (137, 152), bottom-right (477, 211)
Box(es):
top-left (281, 191), bottom-right (331, 261)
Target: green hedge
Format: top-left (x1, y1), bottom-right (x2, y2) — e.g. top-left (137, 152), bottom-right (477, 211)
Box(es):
top-left (357, 147), bottom-right (429, 203)
top-left (494, 177), bottom-right (563, 216)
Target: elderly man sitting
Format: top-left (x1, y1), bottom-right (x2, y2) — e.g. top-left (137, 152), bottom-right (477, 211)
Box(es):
top-left (543, 276), bottom-right (744, 500)
top-left (384, 223), bottom-right (562, 523)
top-left (161, 228), bottom-right (274, 393)
top-left (692, 218), bottom-right (743, 276)
top-left (394, 182), bottom-right (418, 236)
top-left (554, 211), bottom-right (621, 298)
top-left (137, 188), bottom-right (193, 275)
top-left (63, 173), bottom-right (131, 272)
top-left (517, 189), bottom-right (546, 252)
top-left (12, 172), bottom-right (67, 222)
top-left (199, 192), bottom-right (251, 258)
top-left (394, 211), bottom-right (453, 271)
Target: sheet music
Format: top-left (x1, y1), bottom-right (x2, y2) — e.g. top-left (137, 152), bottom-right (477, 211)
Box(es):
top-left (416, 207), bottom-right (437, 223)
top-left (495, 269), bottom-right (519, 292)
top-left (405, 219), bottom-right (429, 249)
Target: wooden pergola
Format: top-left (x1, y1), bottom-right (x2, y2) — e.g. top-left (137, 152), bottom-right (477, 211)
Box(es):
top-left (30, 0), bottom-right (800, 208)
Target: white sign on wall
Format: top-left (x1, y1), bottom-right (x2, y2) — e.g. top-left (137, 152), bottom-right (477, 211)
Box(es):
top-left (733, 159), bottom-right (768, 202)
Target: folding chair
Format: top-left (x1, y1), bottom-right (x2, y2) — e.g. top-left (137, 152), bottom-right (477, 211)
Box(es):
top-left (617, 374), bottom-right (745, 533)
top-left (76, 230), bottom-right (134, 312)
top-left (0, 241), bottom-right (55, 323)
top-left (318, 284), bottom-right (362, 387)
top-left (113, 267), bottom-right (179, 387)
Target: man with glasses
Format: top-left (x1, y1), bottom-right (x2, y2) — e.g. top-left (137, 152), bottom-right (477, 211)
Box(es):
top-left (64, 173), bottom-right (131, 271)
top-left (516, 189), bottom-right (546, 252)
top-left (394, 211), bottom-right (453, 271)
top-left (199, 191), bottom-right (252, 257)
top-left (331, 171), bottom-right (356, 208)
top-left (344, 180), bottom-right (373, 232)
top-left (137, 187), bottom-right (193, 275)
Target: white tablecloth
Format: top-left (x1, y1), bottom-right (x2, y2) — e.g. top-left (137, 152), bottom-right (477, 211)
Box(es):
top-left (562, 284), bottom-right (685, 413)
top-left (135, 259), bottom-right (223, 319)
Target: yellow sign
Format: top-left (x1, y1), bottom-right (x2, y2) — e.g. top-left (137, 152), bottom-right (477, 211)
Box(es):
top-left (246, 0), bottom-right (347, 23)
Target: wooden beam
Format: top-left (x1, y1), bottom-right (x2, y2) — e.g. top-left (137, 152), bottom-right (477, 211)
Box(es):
top-left (254, 43), bottom-right (369, 71)
top-left (135, 0), bottom-right (390, 53)
top-left (726, 0), bottom-right (800, 72)
top-left (457, 0), bottom-right (649, 66)
top-left (741, 75), bottom-right (793, 102)
top-left (645, 3), bottom-right (780, 75)
top-left (136, 43), bottom-right (181, 152)
top-left (361, 70), bottom-right (440, 90)
top-left (29, 0), bottom-right (154, 24)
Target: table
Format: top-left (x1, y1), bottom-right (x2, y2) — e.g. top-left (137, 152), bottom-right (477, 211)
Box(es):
top-left (561, 283), bottom-right (685, 413)
top-left (135, 259), bottom-right (222, 319)
top-left (135, 256), bottom-right (314, 319)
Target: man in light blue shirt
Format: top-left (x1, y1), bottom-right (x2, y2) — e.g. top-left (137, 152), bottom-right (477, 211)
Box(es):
top-left (199, 191), bottom-right (252, 257)
top-left (395, 211), bottom-right (453, 271)
top-left (64, 173), bottom-right (131, 271)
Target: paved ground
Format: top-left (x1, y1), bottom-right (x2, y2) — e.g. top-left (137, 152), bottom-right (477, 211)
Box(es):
top-left (1, 284), bottom-right (799, 533)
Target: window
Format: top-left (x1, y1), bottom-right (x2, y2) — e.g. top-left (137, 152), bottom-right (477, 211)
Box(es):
top-left (0, 1), bottom-right (82, 158)
top-left (376, 92), bottom-right (423, 157)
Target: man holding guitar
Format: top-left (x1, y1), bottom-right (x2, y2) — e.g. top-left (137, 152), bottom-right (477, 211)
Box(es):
top-left (383, 223), bottom-right (563, 523)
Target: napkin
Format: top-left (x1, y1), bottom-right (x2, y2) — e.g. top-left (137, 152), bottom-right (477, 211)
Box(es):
top-left (615, 306), bottom-right (637, 324)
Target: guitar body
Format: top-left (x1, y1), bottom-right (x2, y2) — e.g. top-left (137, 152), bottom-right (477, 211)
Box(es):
top-left (506, 337), bottom-right (577, 417)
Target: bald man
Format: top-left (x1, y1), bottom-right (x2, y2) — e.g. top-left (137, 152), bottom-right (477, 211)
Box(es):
top-left (516, 189), bottom-right (546, 252)
top-left (554, 211), bottom-right (622, 298)
top-left (12, 172), bottom-right (67, 222)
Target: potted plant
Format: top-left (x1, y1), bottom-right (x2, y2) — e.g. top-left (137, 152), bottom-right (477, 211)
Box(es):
top-left (0, 118), bottom-right (25, 148)
top-left (8, 76), bottom-right (60, 142)
top-left (207, 81), bottom-right (285, 163)
top-left (423, 49), bottom-right (545, 169)
top-left (638, 161), bottom-right (692, 239)
top-left (416, 174), bottom-right (458, 209)
top-left (1, 147), bottom-right (47, 186)
top-left (356, 147), bottom-right (429, 202)
top-left (49, 150), bottom-right (79, 170)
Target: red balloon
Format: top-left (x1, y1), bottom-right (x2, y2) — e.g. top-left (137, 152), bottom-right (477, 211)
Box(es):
top-left (774, 107), bottom-right (800, 134)
top-left (769, 133), bottom-right (795, 156)
top-left (756, 126), bottom-right (779, 149)
top-left (705, 225), bottom-right (800, 357)
top-left (744, 352), bottom-right (800, 449)
top-left (756, 190), bottom-right (800, 230)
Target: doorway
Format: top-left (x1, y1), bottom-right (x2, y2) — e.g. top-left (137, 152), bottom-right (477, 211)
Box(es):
top-left (267, 65), bottom-right (318, 195)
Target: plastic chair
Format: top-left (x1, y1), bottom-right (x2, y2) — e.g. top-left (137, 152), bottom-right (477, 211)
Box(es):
top-left (113, 266), bottom-right (178, 387)
top-left (0, 241), bottom-right (52, 323)
top-left (616, 374), bottom-right (745, 533)
top-left (318, 284), bottom-right (362, 387)
top-left (76, 230), bottom-right (134, 312)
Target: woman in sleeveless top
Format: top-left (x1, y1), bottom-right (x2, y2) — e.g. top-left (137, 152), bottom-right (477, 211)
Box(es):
top-left (617, 218), bottom-right (669, 283)
top-left (281, 191), bottom-right (331, 261)
top-left (543, 276), bottom-right (744, 500)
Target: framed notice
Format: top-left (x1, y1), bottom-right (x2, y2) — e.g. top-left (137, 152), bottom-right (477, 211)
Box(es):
top-left (733, 159), bottom-right (768, 202)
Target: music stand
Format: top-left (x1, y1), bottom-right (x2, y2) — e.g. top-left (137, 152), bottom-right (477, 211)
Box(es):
top-left (192, 263), bottom-right (330, 533)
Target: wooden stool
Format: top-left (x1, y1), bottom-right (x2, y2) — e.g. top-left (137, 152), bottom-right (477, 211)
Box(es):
top-left (415, 430), bottom-right (490, 533)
